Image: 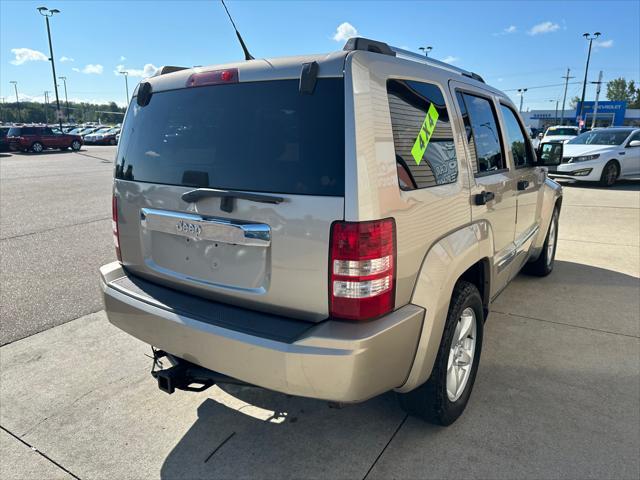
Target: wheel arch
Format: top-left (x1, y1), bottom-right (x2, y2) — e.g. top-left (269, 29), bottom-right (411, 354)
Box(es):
top-left (396, 221), bottom-right (494, 393)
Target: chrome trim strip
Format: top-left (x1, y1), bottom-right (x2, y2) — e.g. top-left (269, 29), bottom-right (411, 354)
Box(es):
top-left (515, 224), bottom-right (540, 250)
top-left (140, 208), bottom-right (271, 247)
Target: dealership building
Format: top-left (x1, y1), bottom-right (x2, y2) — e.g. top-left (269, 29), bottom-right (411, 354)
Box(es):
top-left (522, 101), bottom-right (640, 129)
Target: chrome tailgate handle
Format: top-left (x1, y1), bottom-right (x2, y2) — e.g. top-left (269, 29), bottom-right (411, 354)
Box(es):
top-left (140, 208), bottom-right (271, 247)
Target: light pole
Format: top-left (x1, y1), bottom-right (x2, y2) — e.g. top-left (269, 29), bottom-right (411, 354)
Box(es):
top-left (37, 6), bottom-right (63, 131)
top-left (10, 81), bottom-right (21, 122)
top-left (58, 76), bottom-right (70, 122)
top-left (119, 70), bottom-right (130, 105)
top-left (44, 91), bottom-right (50, 123)
top-left (549, 100), bottom-right (559, 124)
top-left (560, 68), bottom-right (575, 125)
top-left (577, 32), bottom-right (601, 128)
top-left (517, 88), bottom-right (528, 113)
top-left (418, 46), bottom-right (433, 57)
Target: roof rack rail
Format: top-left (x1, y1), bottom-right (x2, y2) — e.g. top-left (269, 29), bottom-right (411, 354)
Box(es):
top-left (343, 37), bottom-right (485, 84)
top-left (390, 46), bottom-right (485, 83)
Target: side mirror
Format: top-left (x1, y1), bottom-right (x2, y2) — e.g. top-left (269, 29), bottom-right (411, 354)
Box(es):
top-left (628, 140), bottom-right (640, 148)
top-left (536, 142), bottom-right (563, 166)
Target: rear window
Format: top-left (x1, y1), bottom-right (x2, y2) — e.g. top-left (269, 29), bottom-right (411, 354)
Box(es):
top-left (116, 78), bottom-right (345, 196)
top-left (8, 127), bottom-right (40, 136)
top-left (546, 128), bottom-right (578, 136)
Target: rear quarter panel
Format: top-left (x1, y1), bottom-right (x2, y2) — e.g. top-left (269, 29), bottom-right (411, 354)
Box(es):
top-left (344, 52), bottom-right (473, 310)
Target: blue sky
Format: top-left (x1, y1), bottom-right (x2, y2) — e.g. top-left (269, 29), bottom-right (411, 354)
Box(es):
top-left (1, 0), bottom-right (639, 110)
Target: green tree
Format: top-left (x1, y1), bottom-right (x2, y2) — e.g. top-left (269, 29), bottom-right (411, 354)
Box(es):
top-left (569, 96), bottom-right (581, 109)
top-left (606, 77), bottom-right (640, 108)
top-left (0, 100), bottom-right (125, 125)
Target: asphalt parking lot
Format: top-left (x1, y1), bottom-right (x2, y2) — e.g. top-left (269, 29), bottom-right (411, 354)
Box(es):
top-left (1, 146), bottom-right (639, 480)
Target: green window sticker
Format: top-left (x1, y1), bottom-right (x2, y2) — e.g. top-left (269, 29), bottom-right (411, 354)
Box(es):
top-left (410, 103), bottom-right (439, 165)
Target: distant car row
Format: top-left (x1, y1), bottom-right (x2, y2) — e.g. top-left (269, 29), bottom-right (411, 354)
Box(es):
top-left (0, 124), bottom-right (121, 153)
top-left (68, 126), bottom-right (120, 145)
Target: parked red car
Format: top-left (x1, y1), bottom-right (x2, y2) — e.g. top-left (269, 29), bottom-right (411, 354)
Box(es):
top-left (7, 126), bottom-right (83, 153)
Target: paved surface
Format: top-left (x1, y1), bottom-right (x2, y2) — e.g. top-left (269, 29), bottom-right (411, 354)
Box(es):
top-left (0, 151), bottom-right (638, 479)
top-left (0, 147), bottom-right (115, 345)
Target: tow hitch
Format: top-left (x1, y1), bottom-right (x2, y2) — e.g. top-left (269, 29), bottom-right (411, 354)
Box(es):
top-left (150, 349), bottom-right (249, 394)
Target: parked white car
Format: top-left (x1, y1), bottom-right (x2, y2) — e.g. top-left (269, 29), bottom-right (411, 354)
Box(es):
top-left (547, 127), bottom-right (640, 186)
top-left (540, 125), bottom-right (580, 144)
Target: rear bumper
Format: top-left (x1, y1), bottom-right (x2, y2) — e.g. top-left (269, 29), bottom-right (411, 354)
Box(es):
top-left (100, 262), bottom-right (424, 403)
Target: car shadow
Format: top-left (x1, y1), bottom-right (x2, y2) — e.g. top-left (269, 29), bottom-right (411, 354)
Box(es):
top-left (158, 260), bottom-right (639, 479)
top-left (160, 387), bottom-right (410, 479)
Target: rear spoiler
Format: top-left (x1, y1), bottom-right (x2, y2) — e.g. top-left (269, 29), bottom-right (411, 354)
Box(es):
top-left (153, 66), bottom-right (189, 77)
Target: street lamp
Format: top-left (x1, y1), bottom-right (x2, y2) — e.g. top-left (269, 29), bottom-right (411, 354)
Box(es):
top-left (577, 32), bottom-right (601, 128)
top-left (418, 46), bottom-right (433, 57)
top-left (58, 76), bottom-right (70, 122)
top-left (44, 90), bottom-right (51, 123)
top-left (37, 6), bottom-right (63, 131)
top-left (517, 88), bottom-right (528, 113)
top-left (549, 99), bottom-right (559, 124)
top-left (10, 80), bottom-right (21, 122)
top-left (119, 70), bottom-right (130, 105)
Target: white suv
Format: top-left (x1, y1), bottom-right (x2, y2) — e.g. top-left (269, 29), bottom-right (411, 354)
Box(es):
top-left (548, 128), bottom-right (640, 186)
top-left (540, 125), bottom-right (580, 144)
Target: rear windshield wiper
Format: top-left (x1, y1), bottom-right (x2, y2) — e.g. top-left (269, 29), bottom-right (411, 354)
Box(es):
top-left (181, 188), bottom-right (284, 213)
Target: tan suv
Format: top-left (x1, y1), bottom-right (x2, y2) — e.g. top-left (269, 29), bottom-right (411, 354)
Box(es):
top-left (100, 37), bottom-right (563, 425)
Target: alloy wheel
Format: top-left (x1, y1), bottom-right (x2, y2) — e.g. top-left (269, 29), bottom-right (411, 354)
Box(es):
top-left (547, 213), bottom-right (557, 267)
top-left (446, 307), bottom-right (477, 402)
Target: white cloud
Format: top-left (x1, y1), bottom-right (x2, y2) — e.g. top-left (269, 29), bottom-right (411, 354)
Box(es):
top-left (493, 25), bottom-right (517, 36)
top-left (594, 39), bottom-right (614, 49)
top-left (60, 56), bottom-right (74, 62)
top-left (119, 55), bottom-right (127, 61)
top-left (332, 22), bottom-right (358, 42)
top-left (82, 64), bottom-right (104, 74)
top-left (114, 63), bottom-right (159, 78)
top-left (10, 47), bottom-right (48, 65)
top-left (72, 67), bottom-right (80, 72)
top-left (528, 21), bottom-right (560, 35)
top-left (442, 56), bottom-right (459, 64)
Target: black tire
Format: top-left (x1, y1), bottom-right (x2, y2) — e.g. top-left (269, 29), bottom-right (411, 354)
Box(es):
top-left (109, 138), bottom-right (117, 146)
top-left (599, 161), bottom-right (618, 187)
top-left (31, 142), bottom-right (44, 153)
top-left (523, 206), bottom-right (559, 277)
top-left (71, 140), bottom-right (81, 151)
top-left (398, 281), bottom-right (484, 426)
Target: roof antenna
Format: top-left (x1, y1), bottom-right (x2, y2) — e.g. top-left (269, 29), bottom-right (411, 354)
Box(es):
top-left (220, 0), bottom-right (254, 60)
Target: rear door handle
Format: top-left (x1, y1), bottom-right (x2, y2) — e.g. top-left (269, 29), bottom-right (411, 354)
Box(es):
top-left (517, 180), bottom-right (529, 191)
top-left (474, 191), bottom-right (495, 205)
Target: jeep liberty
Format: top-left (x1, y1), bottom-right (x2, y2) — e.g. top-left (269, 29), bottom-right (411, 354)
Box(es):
top-left (100, 37), bottom-right (563, 425)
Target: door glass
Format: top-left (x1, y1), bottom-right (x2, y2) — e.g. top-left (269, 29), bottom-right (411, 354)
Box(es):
top-left (456, 92), bottom-right (505, 174)
top-left (499, 105), bottom-right (533, 167)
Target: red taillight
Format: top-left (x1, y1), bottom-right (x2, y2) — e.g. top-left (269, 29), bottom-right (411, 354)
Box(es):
top-left (186, 68), bottom-right (238, 87)
top-left (112, 195), bottom-right (122, 262)
top-left (329, 219), bottom-right (396, 321)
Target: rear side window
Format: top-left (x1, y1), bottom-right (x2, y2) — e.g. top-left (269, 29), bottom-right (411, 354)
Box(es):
top-left (116, 78), bottom-right (345, 196)
top-left (8, 127), bottom-right (40, 135)
top-left (456, 92), bottom-right (506, 174)
top-left (499, 104), bottom-right (533, 167)
top-left (387, 79), bottom-right (458, 190)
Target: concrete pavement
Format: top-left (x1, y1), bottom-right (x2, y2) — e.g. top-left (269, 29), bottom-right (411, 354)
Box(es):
top-left (0, 149), bottom-right (638, 479)
top-left (0, 147), bottom-right (115, 345)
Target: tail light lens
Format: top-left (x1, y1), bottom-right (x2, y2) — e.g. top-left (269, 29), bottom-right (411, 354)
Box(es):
top-left (329, 219), bottom-right (396, 320)
top-left (112, 195), bottom-right (122, 262)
